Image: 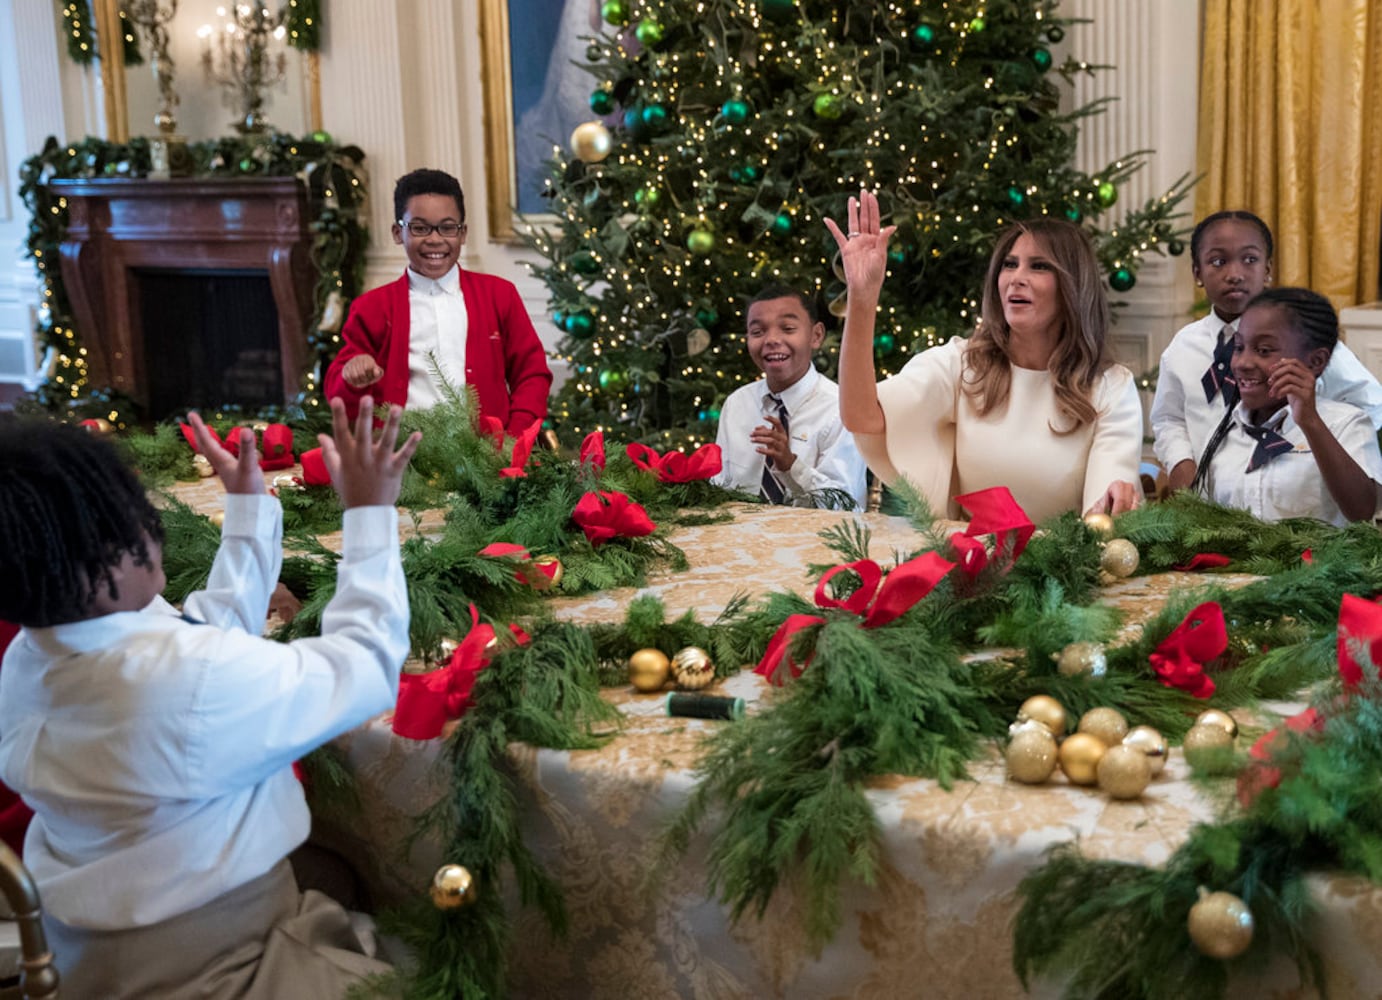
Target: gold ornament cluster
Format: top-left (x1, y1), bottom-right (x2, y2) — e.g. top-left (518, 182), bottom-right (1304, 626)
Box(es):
top-left (1005, 695), bottom-right (1168, 800)
top-left (1082, 512), bottom-right (1139, 579)
top-left (627, 646), bottom-right (715, 693)
top-left (1181, 709), bottom-right (1238, 774)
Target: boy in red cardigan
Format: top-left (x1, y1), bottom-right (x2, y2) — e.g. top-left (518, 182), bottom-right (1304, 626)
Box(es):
top-left (325, 168), bottom-right (552, 434)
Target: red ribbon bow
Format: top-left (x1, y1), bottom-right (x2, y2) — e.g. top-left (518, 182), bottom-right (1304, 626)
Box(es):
top-left (477, 542), bottom-right (561, 588)
top-left (298, 446), bottom-right (331, 486)
top-left (180, 422), bottom-right (295, 470)
top-left (754, 551), bottom-right (956, 684)
top-left (1173, 553), bottom-right (1233, 572)
top-left (580, 431), bottom-right (606, 471)
top-left (500, 420), bottom-right (541, 478)
top-left (571, 490), bottom-right (656, 546)
top-left (392, 606), bottom-right (530, 740)
top-left (625, 442), bottom-right (723, 483)
top-left (1148, 601), bottom-right (1226, 699)
top-left (478, 415), bottom-right (506, 450)
top-left (947, 487), bottom-right (1035, 579)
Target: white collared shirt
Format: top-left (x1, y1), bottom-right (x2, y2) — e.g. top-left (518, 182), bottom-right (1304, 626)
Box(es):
top-left (712, 365), bottom-right (868, 510)
top-left (406, 264), bottom-right (469, 407)
top-left (1203, 398), bottom-right (1382, 527)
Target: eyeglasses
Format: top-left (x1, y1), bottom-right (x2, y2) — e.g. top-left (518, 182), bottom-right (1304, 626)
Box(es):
top-left (399, 220), bottom-right (466, 238)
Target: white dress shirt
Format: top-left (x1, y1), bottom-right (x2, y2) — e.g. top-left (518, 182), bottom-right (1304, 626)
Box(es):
top-left (0, 493), bottom-right (410, 930)
top-left (1203, 398), bottom-right (1382, 527)
top-left (712, 365), bottom-right (868, 510)
top-left (1151, 309), bottom-right (1382, 471)
top-left (406, 264), bottom-right (469, 408)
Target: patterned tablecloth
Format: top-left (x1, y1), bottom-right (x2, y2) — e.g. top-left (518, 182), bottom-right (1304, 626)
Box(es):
top-left (166, 478), bottom-right (1382, 998)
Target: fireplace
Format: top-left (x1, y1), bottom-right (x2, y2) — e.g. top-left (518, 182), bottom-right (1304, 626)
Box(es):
top-left (53, 177), bottom-right (315, 418)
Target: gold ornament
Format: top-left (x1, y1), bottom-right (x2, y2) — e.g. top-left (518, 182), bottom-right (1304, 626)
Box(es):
top-left (209, 510), bottom-right (226, 528)
top-left (1182, 722), bottom-right (1235, 773)
top-left (1006, 726), bottom-right (1059, 784)
top-left (1193, 708), bottom-right (1238, 740)
top-left (1100, 538), bottom-right (1140, 578)
top-left (1096, 743), bottom-right (1152, 799)
top-left (1054, 641), bottom-right (1107, 678)
top-left (1078, 706), bottom-right (1129, 747)
top-left (1082, 512), bottom-right (1115, 538)
top-left (527, 555), bottom-right (564, 591)
top-left (1122, 725), bottom-right (1169, 776)
top-left (250, 420), bottom-right (270, 432)
top-left (627, 648), bottom-right (671, 693)
top-left (192, 454), bottom-right (215, 478)
top-left (1187, 888), bottom-right (1254, 959)
top-left (435, 637), bottom-right (459, 665)
top-left (570, 120), bottom-right (613, 163)
top-left (1057, 732), bottom-right (1107, 785)
top-left (430, 864), bottom-right (477, 910)
top-left (671, 646), bottom-right (715, 690)
top-left (1016, 695), bottom-right (1067, 737)
top-left (271, 473), bottom-right (302, 492)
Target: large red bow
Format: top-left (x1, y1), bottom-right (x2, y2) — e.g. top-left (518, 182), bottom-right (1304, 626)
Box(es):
top-left (626, 442), bottom-right (723, 483)
top-left (298, 446), bottom-right (331, 486)
top-left (571, 490), bottom-right (656, 546)
top-left (180, 422), bottom-right (295, 470)
top-left (1148, 601), bottom-right (1226, 699)
top-left (948, 487), bottom-right (1035, 578)
top-left (580, 431), bottom-right (606, 471)
top-left (755, 551), bottom-right (956, 684)
top-left (478, 542), bottom-right (561, 588)
top-left (500, 420), bottom-right (541, 478)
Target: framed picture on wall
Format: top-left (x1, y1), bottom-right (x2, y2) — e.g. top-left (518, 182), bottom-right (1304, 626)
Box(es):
top-left (480, 0), bottom-right (604, 242)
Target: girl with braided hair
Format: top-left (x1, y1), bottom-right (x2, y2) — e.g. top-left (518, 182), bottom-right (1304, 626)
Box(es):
top-left (1192, 288), bottom-right (1382, 526)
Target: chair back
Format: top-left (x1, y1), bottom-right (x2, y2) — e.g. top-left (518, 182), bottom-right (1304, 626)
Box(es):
top-left (0, 842), bottom-right (57, 999)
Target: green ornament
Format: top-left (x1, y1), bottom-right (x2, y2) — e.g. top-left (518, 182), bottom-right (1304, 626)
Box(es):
top-left (888, 248), bottom-right (906, 266)
top-left (586, 43), bottom-right (604, 61)
top-left (552, 309), bottom-right (567, 327)
top-left (875, 332), bottom-right (896, 354)
top-left (237, 157), bottom-right (256, 173)
top-left (1064, 204), bottom-right (1084, 223)
top-left (760, 0), bottom-right (796, 23)
top-left (589, 89), bottom-right (614, 115)
top-left (1007, 185), bottom-right (1026, 207)
top-left (969, 16), bottom-right (986, 32)
top-left (771, 212), bottom-right (793, 237)
top-left (1047, 25), bottom-right (1065, 44)
top-left (310, 129), bottom-right (332, 144)
top-left (686, 228), bottom-right (716, 255)
top-left (569, 250), bottom-right (600, 275)
top-left (721, 98), bottom-right (750, 124)
top-left (566, 312), bottom-right (596, 338)
top-left (742, 164), bottom-right (762, 182)
top-left (1168, 239), bottom-right (1186, 256)
top-left (1109, 267), bottom-right (1136, 293)
top-left (728, 166), bottom-right (745, 183)
top-left (694, 307), bottom-right (719, 328)
top-left (598, 368), bottom-right (627, 390)
top-left (1032, 47), bottom-right (1053, 72)
top-left (634, 18), bottom-right (664, 47)
top-left (707, 407), bottom-right (721, 420)
top-left (635, 186), bottom-right (661, 209)
top-left (641, 103), bottom-right (669, 128)
top-left (812, 92), bottom-right (844, 120)
top-left (1097, 181), bottom-right (1118, 207)
top-left (600, 0), bottom-right (628, 26)
top-left (910, 24), bottom-right (936, 47)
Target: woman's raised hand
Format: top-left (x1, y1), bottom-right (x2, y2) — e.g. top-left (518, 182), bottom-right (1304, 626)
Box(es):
top-left (824, 189), bottom-right (897, 297)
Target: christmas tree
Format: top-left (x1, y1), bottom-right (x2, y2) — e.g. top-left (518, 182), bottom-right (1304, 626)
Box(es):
top-left (526, 0), bottom-right (1191, 448)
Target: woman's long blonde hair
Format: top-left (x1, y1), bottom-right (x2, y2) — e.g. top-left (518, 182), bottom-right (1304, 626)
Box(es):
top-left (962, 218), bottom-right (1113, 431)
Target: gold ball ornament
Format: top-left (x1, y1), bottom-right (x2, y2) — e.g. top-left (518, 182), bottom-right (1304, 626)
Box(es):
top-left (430, 864), bottom-right (477, 910)
top-left (1099, 538), bottom-right (1140, 578)
top-left (1194, 708), bottom-right (1239, 740)
top-left (1054, 641), bottom-right (1107, 678)
top-left (1078, 706), bottom-right (1129, 747)
top-left (192, 454), bottom-right (215, 478)
top-left (209, 510), bottom-right (226, 528)
top-left (1016, 695), bottom-right (1067, 737)
top-left (1182, 722), bottom-right (1236, 773)
top-left (527, 555), bottom-right (564, 591)
top-left (1187, 888), bottom-right (1254, 959)
top-left (627, 648), bottom-right (672, 693)
top-left (1058, 732), bottom-right (1108, 785)
top-left (250, 420), bottom-right (270, 433)
top-left (1006, 726), bottom-right (1059, 784)
top-left (570, 120), bottom-right (613, 163)
top-left (671, 646), bottom-right (715, 690)
top-left (1082, 512), bottom-right (1115, 538)
top-left (1122, 725), bottom-right (1169, 776)
top-left (1096, 743), bottom-right (1152, 799)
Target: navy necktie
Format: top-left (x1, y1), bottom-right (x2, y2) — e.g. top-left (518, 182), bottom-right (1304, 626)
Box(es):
top-left (1201, 326), bottom-right (1238, 405)
top-left (1242, 423), bottom-right (1293, 472)
top-left (760, 394), bottom-right (790, 504)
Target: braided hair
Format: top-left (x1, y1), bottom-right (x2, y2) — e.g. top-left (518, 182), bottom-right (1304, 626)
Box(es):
top-left (0, 417), bottom-right (164, 626)
top-left (1190, 210), bottom-right (1274, 265)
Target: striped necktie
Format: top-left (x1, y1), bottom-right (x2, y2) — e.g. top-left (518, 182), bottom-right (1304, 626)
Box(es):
top-left (1242, 423), bottom-right (1293, 472)
top-left (760, 394), bottom-right (790, 504)
top-left (1201, 325), bottom-right (1238, 405)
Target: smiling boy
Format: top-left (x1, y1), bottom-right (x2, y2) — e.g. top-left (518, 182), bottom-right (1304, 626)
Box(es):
top-left (712, 284), bottom-right (868, 509)
top-left (324, 168), bottom-right (552, 434)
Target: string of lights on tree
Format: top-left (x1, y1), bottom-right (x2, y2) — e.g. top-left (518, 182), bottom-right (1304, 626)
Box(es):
top-left (18, 132), bottom-right (366, 426)
top-left (525, 0), bottom-right (1191, 449)
top-left (59, 0), bottom-right (145, 66)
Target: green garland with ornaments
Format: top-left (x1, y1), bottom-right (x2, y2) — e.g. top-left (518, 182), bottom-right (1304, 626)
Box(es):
top-left (57, 0), bottom-right (322, 65)
top-left (18, 132), bottom-right (367, 424)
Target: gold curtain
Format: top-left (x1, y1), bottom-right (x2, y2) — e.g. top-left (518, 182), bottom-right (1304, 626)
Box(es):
top-left (1197, 0), bottom-right (1382, 306)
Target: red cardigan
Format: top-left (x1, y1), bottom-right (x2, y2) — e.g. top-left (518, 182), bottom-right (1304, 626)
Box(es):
top-left (324, 269), bottom-right (552, 435)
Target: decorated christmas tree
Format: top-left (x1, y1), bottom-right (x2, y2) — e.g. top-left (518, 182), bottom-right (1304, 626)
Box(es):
top-left (526, 0), bottom-right (1191, 448)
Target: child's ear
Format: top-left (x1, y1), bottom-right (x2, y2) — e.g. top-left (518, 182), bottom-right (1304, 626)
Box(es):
top-left (1264, 259), bottom-right (1273, 287)
top-left (1306, 346), bottom-right (1331, 376)
top-left (391, 223), bottom-right (404, 245)
top-left (809, 321), bottom-right (826, 350)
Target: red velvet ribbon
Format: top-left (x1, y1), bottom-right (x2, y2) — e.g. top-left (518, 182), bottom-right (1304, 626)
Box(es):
top-left (580, 431), bottom-right (606, 471)
top-left (571, 490), bottom-right (656, 546)
top-left (477, 542), bottom-right (558, 587)
top-left (179, 422), bottom-right (295, 470)
top-left (625, 442), bottom-right (723, 483)
top-left (1173, 553), bottom-right (1232, 572)
top-left (1336, 593), bottom-right (1382, 689)
top-left (499, 420), bottom-right (541, 478)
top-left (948, 487), bottom-right (1035, 578)
top-left (298, 446), bottom-right (331, 486)
top-left (478, 415), bottom-right (506, 449)
top-left (1148, 601), bottom-right (1226, 699)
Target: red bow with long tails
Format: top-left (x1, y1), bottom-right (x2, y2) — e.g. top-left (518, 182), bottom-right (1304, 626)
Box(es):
top-left (948, 487), bottom-right (1035, 579)
top-left (1148, 601), bottom-right (1226, 699)
top-left (571, 490), bottom-right (656, 546)
top-left (626, 442), bottom-right (722, 483)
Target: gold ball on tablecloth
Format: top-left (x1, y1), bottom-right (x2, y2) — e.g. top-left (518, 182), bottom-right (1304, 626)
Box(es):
top-left (570, 121), bottom-right (613, 163)
top-left (430, 864), bottom-right (477, 910)
top-left (209, 510), bottom-right (225, 528)
top-left (1194, 708), bottom-right (1239, 740)
top-left (1078, 706), bottom-right (1129, 747)
top-left (1006, 726), bottom-right (1059, 784)
top-left (672, 646), bottom-right (715, 690)
top-left (627, 648), bottom-right (671, 692)
top-left (1057, 732), bottom-right (1107, 785)
top-left (1016, 695), bottom-right (1067, 737)
top-left (1187, 888), bottom-right (1254, 959)
top-left (528, 555), bottom-right (564, 591)
top-left (1096, 743), bottom-right (1152, 799)
top-left (192, 454), bottom-right (215, 478)
top-left (1082, 512), bottom-right (1115, 538)
top-left (1099, 538), bottom-right (1140, 578)
top-left (271, 473), bottom-right (302, 492)
top-left (1182, 722), bottom-right (1235, 773)
top-left (1122, 725), bottom-right (1169, 776)
top-left (1054, 641), bottom-right (1107, 678)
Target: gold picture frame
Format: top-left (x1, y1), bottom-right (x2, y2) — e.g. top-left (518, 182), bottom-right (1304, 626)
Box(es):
top-left (479, 0), bottom-right (520, 244)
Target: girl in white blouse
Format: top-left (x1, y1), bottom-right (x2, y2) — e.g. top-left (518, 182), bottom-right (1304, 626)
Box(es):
top-left (826, 190), bottom-right (1142, 523)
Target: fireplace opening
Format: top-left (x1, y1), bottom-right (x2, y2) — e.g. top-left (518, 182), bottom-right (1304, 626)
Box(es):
top-left (138, 268), bottom-right (283, 420)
